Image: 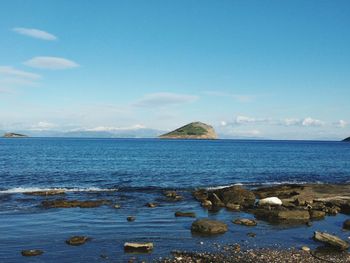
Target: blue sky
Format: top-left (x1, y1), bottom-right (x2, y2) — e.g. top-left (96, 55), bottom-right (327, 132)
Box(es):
top-left (0, 0), bottom-right (350, 139)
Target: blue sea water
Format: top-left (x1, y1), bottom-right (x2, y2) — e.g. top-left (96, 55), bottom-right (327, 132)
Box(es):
top-left (0, 138), bottom-right (350, 262)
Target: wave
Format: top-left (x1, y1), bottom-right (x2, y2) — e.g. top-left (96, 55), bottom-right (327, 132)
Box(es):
top-left (0, 187), bottom-right (119, 194)
top-left (204, 181), bottom-right (324, 190)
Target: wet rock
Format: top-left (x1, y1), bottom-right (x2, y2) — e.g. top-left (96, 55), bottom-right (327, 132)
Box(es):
top-left (127, 216), bottom-right (136, 222)
top-left (114, 204), bottom-right (121, 209)
top-left (209, 193), bottom-right (225, 207)
top-left (254, 209), bottom-right (310, 223)
top-left (191, 219), bottom-right (228, 235)
top-left (42, 199), bottom-right (110, 208)
top-left (21, 249), bottom-right (44, 257)
top-left (325, 206), bottom-right (340, 215)
top-left (233, 218), bottom-right (257, 226)
top-left (225, 203), bottom-right (240, 211)
top-left (193, 189), bottom-right (208, 202)
top-left (313, 231), bottom-right (349, 250)
top-left (201, 200), bottom-right (212, 208)
top-left (66, 236), bottom-right (89, 246)
top-left (24, 190), bottom-right (65, 196)
top-left (309, 210), bottom-right (325, 219)
top-left (258, 197), bottom-right (282, 206)
top-left (213, 186), bottom-right (256, 208)
top-left (164, 191), bottom-right (183, 201)
top-left (247, 232), bottom-right (256, 237)
top-left (343, 219), bottom-right (350, 230)
top-left (301, 246), bottom-right (310, 252)
top-left (306, 221), bottom-right (313, 227)
top-left (175, 211), bottom-right (196, 218)
top-left (146, 202), bottom-right (158, 208)
top-left (124, 242), bottom-right (154, 253)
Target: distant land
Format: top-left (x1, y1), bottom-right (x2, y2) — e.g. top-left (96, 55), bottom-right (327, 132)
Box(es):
top-left (2, 133), bottom-right (28, 138)
top-left (343, 137), bottom-right (350, 142)
top-left (159, 122), bottom-right (217, 139)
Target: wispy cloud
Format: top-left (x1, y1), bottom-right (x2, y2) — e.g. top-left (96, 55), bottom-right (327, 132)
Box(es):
top-left (334, 120), bottom-right (347, 128)
top-left (204, 91), bottom-right (255, 103)
top-left (30, 121), bottom-right (57, 131)
top-left (24, 56), bottom-right (79, 70)
top-left (222, 115), bottom-right (272, 126)
top-left (133, 92), bottom-right (198, 108)
top-left (13, 27), bottom-right (57, 41)
top-left (0, 66), bottom-right (41, 90)
top-left (81, 124), bottom-right (146, 132)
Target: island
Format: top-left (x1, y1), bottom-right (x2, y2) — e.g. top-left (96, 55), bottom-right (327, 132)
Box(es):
top-left (159, 121), bottom-right (217, 139)
top-left (343, 137), bottom-right (350, 142)
top-left (2, 132), bottom-right (28, 138)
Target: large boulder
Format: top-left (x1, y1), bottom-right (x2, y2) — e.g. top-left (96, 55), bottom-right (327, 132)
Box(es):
top-left (313, 231), bottom-right (349, 250)
top-left (124, 242), bottom-right (153, 253)
top-left (213, 186), bottom-right (256, 208)
top-left (191, 219), bottom-right (228, 235)
top-left (254, 209), bottom-right (310, 223)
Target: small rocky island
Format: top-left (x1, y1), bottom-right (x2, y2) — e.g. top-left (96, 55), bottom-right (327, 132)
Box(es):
top-left (2, 132), bottom-right (28, 138)
top-left (343, 137), bottom-right (350, 142)
top-left (159, 122), bottom-right (217, 139)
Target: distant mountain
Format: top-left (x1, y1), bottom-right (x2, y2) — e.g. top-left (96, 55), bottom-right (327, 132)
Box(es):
top-left (343, 137), bottom-right (350, 142)
top-left (2, 132), bottom-right (28, 138)
top-left (159, 122), bottom-right (217, 139)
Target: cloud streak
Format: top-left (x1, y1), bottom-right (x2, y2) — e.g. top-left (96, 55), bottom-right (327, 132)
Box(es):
top-left (13, 27), bottom-right (57, 41)
top-left (24, 56), bottom-right (79, 70)
top-left (133, 92), bottom-right (198, 108)
top-left (204, 91), bottom-right (255, 103)
top-left (0, 66), bottom-right (42, 90)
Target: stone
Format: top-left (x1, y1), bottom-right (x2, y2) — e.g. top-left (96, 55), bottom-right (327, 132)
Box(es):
top-left (164, 191), bottom-right (182, 201)
top-left (146, 202), bottom-right (158, 208)
top-left (193, 189), bottom-right (208, 202)
top-left (201, 200), bottom-right (212, 208)
top-left (191, 219), bottom-right (228, 235)
top-left (313, 231), bottom-right (349, 250)
top-left (301, 246), bottom-right (310, 252)
top-left (247, 232), bottom-right (256, 237)
top-left (233, 218), bottom-right (257, 226)
top-left (175, 211), bottom-right (196, 218)
top-left (42, 199), bottom-right (109, 208)
top-left (21, 249), bottom-right (43, 257)
top-left (127, 216), bottom-right (136, 222)
top-left (225, 203), bottom-right (240, 211)
top-left (343, 219), bottom-right (350, 230)
top-left (114, 204), bottom-right (121, 209)
top-left (24, 190), bottom-right (65, 196)
top-left (210, 193), bottom-right (225, 207)
top-left (66, 236), bottom-right (89, 246)
top-left (124, 242), bottom-right (153, 253)
top-left (213, 186), bottom-right (256, 208)
top-left (258, 197), bottom-right (282, 206)
top-left (309, 210), bottom-right (325, 219)
top-left (254, 209), bottom-right (310, 223)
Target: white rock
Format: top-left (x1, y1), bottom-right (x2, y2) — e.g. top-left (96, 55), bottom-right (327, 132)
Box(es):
top-left (258, 197), bottom-right (282, 206)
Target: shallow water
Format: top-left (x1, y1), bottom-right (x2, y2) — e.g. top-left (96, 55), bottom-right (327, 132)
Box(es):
top-left (1, 138), bottom-right (350, 262)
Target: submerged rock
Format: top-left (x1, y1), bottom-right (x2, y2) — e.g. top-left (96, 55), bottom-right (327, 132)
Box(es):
top-left (66, 236), bottom-right (89, 246)
top-left (124, 242), bottom-right (154, 253)
top-left (191, 219), bottom-right (228, 235)
top-left (21, 249), bottom-right (43, 257)
top-left (42, 199), bottom-right (110, 208)
top-left (175, 211), bottom-right (196, 218)
top-left (313, 231), bottom-right (349, 250)
top-left (127, 216), bottom-right (136, 222)
top-left (146, 202), bottom-right (158, 208)
top-left (233, 218), bottom-right (257, 226)
top-left (24, 190), bottom-right (65, 196)
top-left (254, 209), bottom-right (310, 223)
top-left (258, 197), bottom-right (282, 206)
top-left (343, 219), bottom-right (350, 230)
top-left (164, 191), bottom-right (183, 201)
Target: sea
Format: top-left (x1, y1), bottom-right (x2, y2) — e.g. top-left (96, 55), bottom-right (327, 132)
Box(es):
top-left (1, 138), bottom-right (350, 262)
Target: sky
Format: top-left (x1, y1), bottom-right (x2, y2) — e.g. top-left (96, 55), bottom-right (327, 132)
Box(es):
top-left (0, 0), bottom-right (350, 140)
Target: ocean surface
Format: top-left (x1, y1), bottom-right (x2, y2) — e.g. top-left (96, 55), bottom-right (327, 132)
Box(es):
top-left (1, 138), bottom-right (350, 262)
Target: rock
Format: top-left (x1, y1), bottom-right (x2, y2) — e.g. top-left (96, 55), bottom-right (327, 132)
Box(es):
top-left (191, 219), bottom-right (228, 235)
top-left (343, 219), bottom-right (350, 230)
top-left (124, 242), bottom-right (154, 253)
top-left (146, 202), bottom-right (158, 208)
top-left (175, 211), bottom-right (196, 218)
top-left (193, 189), bottom-right (208, 202)
top-left (127, 216), bottom-right (136, 222)
top-left (258, 197), bottom-right (282, 206)
top-left (226, 203), bottom-right (240, 211)
top-left (66, 236), bottom-right (89, 246)
top-left (201, 200), bottom-right (212, 208)
top-left (254, 209), bottom-right (310, 223)
top-left (210, 193), bottom-right (225, 207)
top-left (233, 218), bottom-right (257, 226)
top-left (247, 232), bottom-right (256, 237)
top-left (42, 199), bottom-right (110, 208)
top-left (309, 210), bottom-right (326, 219)
top-left (213, 185), bottom-right (256, 208)
top-left (164, 191), bottom-right (183, 201)
top-left (24, 190), bottom-right (65, 196)
top-left (301, 246), bottom-right (310, 252)
top-left (21, 249), bottom-right (43, 257)
top-left (114, 204), bottom-right (121, 209)
top-left (313, 231), bottom-right (350, 250)
top-left (325, 206), bottom-right (340, 215)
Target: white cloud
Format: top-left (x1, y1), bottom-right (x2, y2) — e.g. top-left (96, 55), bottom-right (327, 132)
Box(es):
top-left (13, 27), bottom-right (57, 41)
top-left (24, 56), bottom-right (79, 70)
top-left (30, 121), bottom-right (57, 130)
top-left (334, 120), bottom-right (347, 128)
top-left (134, 92), bottom-right (198, 107)
top-left (301, 117), bottom-right (325, 127)
top-left (204, 91), bottom-right (254, 103)
top-left (84, 124), bottom-right (146, 132)
top-left (0, 66), bottom-right (41, 90)
top-left (283, 118), bottom-right (301, 126)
